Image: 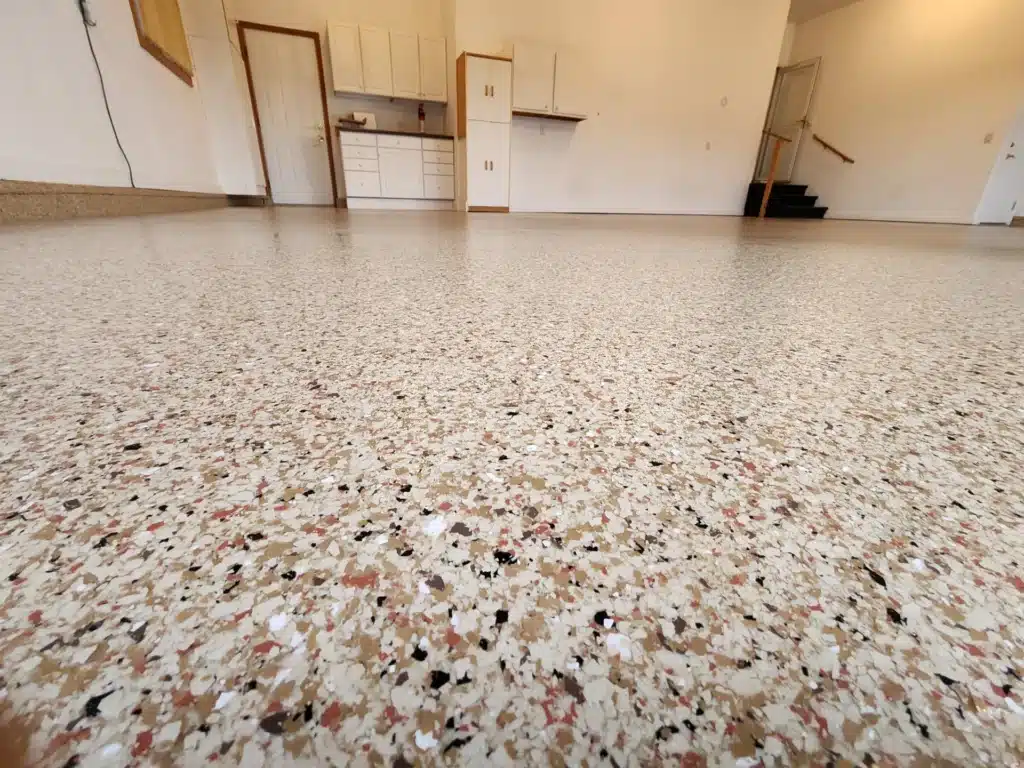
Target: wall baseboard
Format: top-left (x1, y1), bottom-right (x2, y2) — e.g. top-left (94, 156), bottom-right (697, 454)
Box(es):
top-left (0, 180), bottom-right (266, 225)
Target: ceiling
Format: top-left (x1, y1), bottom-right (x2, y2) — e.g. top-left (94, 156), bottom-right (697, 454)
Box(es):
top-left (788, 0), bottom-right (863, 24)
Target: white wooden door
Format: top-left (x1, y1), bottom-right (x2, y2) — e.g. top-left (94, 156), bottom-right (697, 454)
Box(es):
top-left (513, 42), bottom-right (555, 113)
top-left (756, 58), bottom-right (820, 182)
top-left (552, 49), bottom-right (587, 117)
top-left (390, 31), bottom-right (420, 99)
top-left (378, 148), bottom-right (425, 199)
top-left (419, 36), bottom-right (447, 102)
top-left (466, 120), bottom-right (509, 207)
top-left (359, 26), bottom-right (392, 96)
top-left (328, 23), bottom-right (363, 93)
top-left (246, 30), bottom-right (333, 205)
top-left (466, 57), bottom-right (511, 123)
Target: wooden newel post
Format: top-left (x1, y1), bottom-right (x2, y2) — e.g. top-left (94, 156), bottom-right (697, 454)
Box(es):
top-left (759, 136), bottom-right (783, 219)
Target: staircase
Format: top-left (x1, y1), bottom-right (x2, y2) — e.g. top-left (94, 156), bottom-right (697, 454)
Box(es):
top-left (744, 182), bottom-right (828, 219)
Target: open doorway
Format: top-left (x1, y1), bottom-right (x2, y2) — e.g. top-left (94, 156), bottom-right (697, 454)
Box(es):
top-left (754, 58), bottom-right (820, 183)
top-left (238, 22), bottom-right (337, 205)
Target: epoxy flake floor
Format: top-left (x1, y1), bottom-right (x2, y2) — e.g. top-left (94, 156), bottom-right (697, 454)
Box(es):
top-left (1, 209), bottom-right (1023, 768)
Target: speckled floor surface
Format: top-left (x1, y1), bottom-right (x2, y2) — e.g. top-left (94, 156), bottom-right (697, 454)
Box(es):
top-left (1, 209), bottom-right (1023, 767)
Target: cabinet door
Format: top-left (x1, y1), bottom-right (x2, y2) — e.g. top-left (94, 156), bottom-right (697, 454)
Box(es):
top-left (512, 42), bottom-right (555, 113)
top-left (553, 50), bottom-right (587, 117)
top-left (359, 27), bottom-right (393, 96)
top-left (328, 24), bottom-right (363, 93)
top-left (464, 56), bottom-right (493, 123)
top-left (390, 31), bottom-right (420, 99)
top-left (419, 36), bottom-right (447, 102)
top-left (466, 120), bottom-right (510, 207)
top-left (488, 58), bottom-right (513, 121)
top-left (378, 148), bottom-right (425, 199)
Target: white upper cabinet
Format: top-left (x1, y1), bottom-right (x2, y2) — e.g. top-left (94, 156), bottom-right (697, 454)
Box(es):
top-left (390, 31), bottom-right (420, 99)
top-left (419, 36), bottom-right (447, 102)
top-left (553, 49), bottom-right (588, 117)
top-left (465, 56), bottom-right (512, 124)
top-left (512, 42), bottom-right (555, 114)
top-left (359, 26), bottom-right (393, 96)
top-left (327, 25), bottom-right (448, 103)
top-left (328, 24), bottom-right (363, 93)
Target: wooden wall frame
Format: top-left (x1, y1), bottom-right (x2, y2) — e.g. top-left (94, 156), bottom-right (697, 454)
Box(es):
top-left (237, 22), bottom-right (339, 206)
top-left (128, 0), bottom-right (194, 87)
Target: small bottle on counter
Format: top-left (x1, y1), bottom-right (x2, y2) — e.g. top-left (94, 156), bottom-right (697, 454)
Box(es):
top-left (418, 103), bottom-right (426, 134)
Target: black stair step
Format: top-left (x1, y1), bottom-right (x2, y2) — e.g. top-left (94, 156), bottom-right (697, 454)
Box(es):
top-left (774, 194), bottom-right (819, 208)
top-left (769, 206), bottom-right (828, 219)
top-left (749, 182), bottom-right (809, 197)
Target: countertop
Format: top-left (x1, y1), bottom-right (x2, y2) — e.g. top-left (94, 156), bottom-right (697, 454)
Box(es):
top-left (335, 126), bottom-right (454, 142)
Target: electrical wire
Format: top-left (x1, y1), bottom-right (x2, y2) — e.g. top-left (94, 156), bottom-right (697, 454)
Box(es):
top-left (78, 0), bottom-right (136, 187)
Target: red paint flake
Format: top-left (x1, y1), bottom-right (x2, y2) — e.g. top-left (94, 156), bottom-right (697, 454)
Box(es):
top-left (321, 701), bottom-right (343, 730)
top-left (322, 515), bottom-right (339, 525)
top-left (724, 722), bottom-right (737, 736)
top-left (208, 753), bottom-right (220, 762)
top-left (342, 571), bottom-right (378, 589)
top-left (384, 705), bottom-right (406, 725)
top-left (710, 462), bottom-right (719, 469)
top-left (232, 610), bottom-right (251, 623)
top-left (131, 730), bottom-right (153, 758)
top-left (790, 705), bottom-right (812, 726)
top-left (274, 504), bottom-right (287, 512)
top-left (212, 507), bottom-right (237, 520)
top-left (743, 461), bottom-right (756, 471)
top-left (172, 690), bottom-right (195, 707)
top-left (267, 700), bottom-right (284, 714)
top-left (49, 515), bottom-right (66, 524)
top-left (991, 683), bottom-right (1008, 698)
top-left (965, 644), bottom-right (985, 658)
top-left (722, 508), bottom-right (738, 518)
top-left (325, 621), bottom-right (335, 632)
top-left (257, 478), bottom-right (269, 494)
top-left (1010, 576), bottom-right (1024, 592)
top-left (46, 728), bottom-right (92, 755)
top-left (439, 502), bottom-right (452, 511)
top-left (28, 609), bottom-right (43, 626)
top-left (730, 573), bottom-right (746, 585)
top-left (147, 522), bottom-right (164, 532)
top-left (974, 578), bottom-right (986, 587)
top-left (601, 513), bottom-right (610, 524)
top-left (681, 752), bottom-right (707, 768)
top-left (809, 603), bottom-right (824, 613)
top-left (252, 640), bottom-right (279, 655)
top-left (954, 535), bottom-right (968, 546)
top-left (445, 628), bottom-right (461, 647)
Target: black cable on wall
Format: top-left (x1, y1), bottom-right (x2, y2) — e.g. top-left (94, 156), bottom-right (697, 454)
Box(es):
top-left (77, 0), bottom-right (137, 188)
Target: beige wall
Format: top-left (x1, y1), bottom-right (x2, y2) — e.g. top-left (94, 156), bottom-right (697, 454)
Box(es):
top-left (456, 0), bottom-right (790, 214)
top-left (789, 0), bottom-right (1024, 223)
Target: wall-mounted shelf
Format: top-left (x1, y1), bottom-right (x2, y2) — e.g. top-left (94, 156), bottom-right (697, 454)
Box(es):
top-left (512, 109), bottom-right (586, 123)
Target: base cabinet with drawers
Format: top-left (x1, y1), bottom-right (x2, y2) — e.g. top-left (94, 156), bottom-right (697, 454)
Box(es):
top-left (339, 130), bottom-right (455, 208)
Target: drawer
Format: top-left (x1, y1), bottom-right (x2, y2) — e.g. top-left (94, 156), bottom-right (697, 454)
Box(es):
top-left (377, 134), bottom-right (422, 150)
top-left (423, 175), bottom-right (454, 200)
top-left (423, 162), bottom-right (454, 176)
top-left (341, 145), bottom-right (378, 161)
top-left (423, 138), bottom-right (454, 152)
top-left (339, 131), bottom-right (377, 147)
top-left (344, 171), bottom-right (381, 198)
top-left (423, 150), bottom-right (454, 165)
top-left (343, 157), bottom-right (379, 173)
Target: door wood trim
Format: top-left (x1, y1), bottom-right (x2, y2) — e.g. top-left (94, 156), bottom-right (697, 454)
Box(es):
top-left (468, 206), bottom-right (509, 213)
top-left (237, 21), bottom-right (338, 205)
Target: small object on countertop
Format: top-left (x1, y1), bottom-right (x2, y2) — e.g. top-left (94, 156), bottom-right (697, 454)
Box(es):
top-left (418, 103), bottom-right (426, 134)
top-left (353, 111), bottom-right (376, 129)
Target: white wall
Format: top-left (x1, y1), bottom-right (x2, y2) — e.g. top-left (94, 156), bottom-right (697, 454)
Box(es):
top-left (455, 0), bottom-right (790, 214)
top-left (778, 22), bottom-right (796, 68)
top-left (180, 0), bottom-right (264, 195)
top-left (1, 0), bottom-right (220, 193)
top-left (788, 0), bottom-right (1024, 223)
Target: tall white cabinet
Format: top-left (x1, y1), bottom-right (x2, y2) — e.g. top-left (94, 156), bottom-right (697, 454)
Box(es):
top-left (457, 53), bottom-right (513, 211)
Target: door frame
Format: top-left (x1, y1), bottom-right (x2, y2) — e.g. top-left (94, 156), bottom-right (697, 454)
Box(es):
top-left (754, 57), bottom-right (821, 183)
top-left (237, 21), bottom-right (338, 205)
